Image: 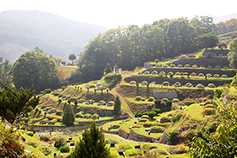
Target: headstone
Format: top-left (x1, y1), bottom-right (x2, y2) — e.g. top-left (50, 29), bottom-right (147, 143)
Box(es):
top-left (135, 145), bottom-right (140, 149)
top-left (110, 143), bottom-right (115, 147)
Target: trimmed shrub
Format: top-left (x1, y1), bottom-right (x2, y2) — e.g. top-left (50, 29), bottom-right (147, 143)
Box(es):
top-left (168, 129), bottom-right (179, 144)
top-left (202, 108), bottom-right (215, 115)
top-left (44, 88), bottom-right (52, 94)
top-left (208, 83), bottom-right (216, 88)
top-left (27, 132), bottom-right (34, 137)
top-left (141, 81), bottom-right (148, 85)
top-left (171, 113), bottom-right (182, 123)
top-left (141, 115), bottom-right (149, 119)
top-left (198, 73), bottom-right (204, 77)
top-left (221, 74), bottom-right (228, 78)
top-left (174, 82), bottom-right (181, 87)
top-left (135, 112), bottom-right (143, 118)
top-left (161, 98), bottom-right (169, 102)
top-left (196, 83), bottom-right (204, 88)
top-left (184, 64), bottom-right (190, 68)
top-left (213, 74), bottom-right (220, 78)
top-left (130, 80), bottom-right (136, 85)
top-left (135, 96), bottom-right (142, 101)
top-left (204, 104), bottom-right (214, 109)
top-left (170, 64), bottom-right (175, 67)
top-left (40, 135), bottom-right (50, 141)
top-left (162, 81), bottom-right (170, 86)
top-left (206, 73), bottom-right (212, 77)
top-left (147, 97), bottom-right (155, 102)
top-left (60, 146), bottom-right (70, 153)
top-left (190, 72), bottom-right (196, 76)
top-left (185, 82), bottom-right (193, 87)
top-left (150, 126), bottom-right (165, 133)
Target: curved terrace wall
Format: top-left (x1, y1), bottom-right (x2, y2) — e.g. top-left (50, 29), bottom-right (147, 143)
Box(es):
top-left (124, 76), bottom-right (232, 87)
top-left (143, 67), bottom-right (236, 77)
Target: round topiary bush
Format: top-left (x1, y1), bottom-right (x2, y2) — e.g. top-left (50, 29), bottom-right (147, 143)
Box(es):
top-left (159, 71), bottom-right (166, 75)
top-left (175, 72), bottom-right (181, 76)
top-left (185, 82), bottom-right (193, 87)
top-left (206, 73), bottom-right (212, 77)
top-left (147, 97), bottom-right (155, 102)
top-left (196, 83), bottom-right (204, 88)
top-left (162, 81), bottom-right (170, 86)
top-left (202, 108), bottom-right (215, 115)
top-left (184, 64), bottom-right (190, 68)
top-left (60, 146), bottom-right (70, 153)
top-left (213, 74), bottom-right (220, 78)
top-left (190, 72), bottom-right (196, 76)
top-left (130, 80), bottom-right (136, 85)
top-left (141, 81), bottom-right (148, 85)
top-left (170, 64), bottom-right (175, 67)
top-left (174, 82), bottom-right (181, 87)
top-left (161, 98), bottom-right (169, 102)
top-left (177, 64), bottom-right (183, 68)
top-left (152, 71), bottom-right (158, 74)
top-left (135, 96), bottom-right (142, 101)
top-left (144, 71), bottom-right (150, 74)
top-left (208, 83), bottom-right (216, 88)
top-left (221, 74), bottom-right (228, 78)
top-left (198, 73), bottom-right (204, 77)
top-left (192, 65), bottom-right (198, 68)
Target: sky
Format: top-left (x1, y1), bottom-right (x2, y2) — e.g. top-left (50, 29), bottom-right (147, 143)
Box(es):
top-left (1, 0), bottom-right (237, 28)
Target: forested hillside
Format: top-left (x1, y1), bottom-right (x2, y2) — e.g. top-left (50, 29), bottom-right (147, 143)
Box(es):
top-left (0, 10), bottom-right (108, 62)
top-left (70, 16), bottom-right (237, 84)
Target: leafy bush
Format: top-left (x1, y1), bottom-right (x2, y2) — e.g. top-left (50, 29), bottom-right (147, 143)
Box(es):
top-left (148, 111), bottom-right (156, 119)
top-left (150, 126), bottom-right (165, 133)
top-left (168, 129), bottom-right (179, 145)
top-left (44, 88), bottom-right (52, 94)
top-left (109, 76), bottom-right (121, 90)
top-left (40, 135), bottom-right (50, 141)
top-left (202, 108), bottom-right (215, 115)
top-left (183, 98), bottom-right (195, 106)
top-left (54, 137), bottom-right (66, 149)
top-left (135, 112), bottom-right (143, 118)
top-left (171, 112), bottom-right (183, 123)
top-left (60, 146), bottom-right (70, 153)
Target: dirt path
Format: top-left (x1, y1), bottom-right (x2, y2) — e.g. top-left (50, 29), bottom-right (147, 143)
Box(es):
top-left (111, 73), bottom-right (134, 117)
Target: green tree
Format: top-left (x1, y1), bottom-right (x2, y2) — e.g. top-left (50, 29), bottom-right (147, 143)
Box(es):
top-left (228, 38), bottom-right (237, 68)
top-left (0, 58), bottom-right (13, 88)
top-left (0, 83), bottom-right (40, 124)
top-left (196, 32), bottom-right (219, 50)
top-left (69, 54), bottom-right (76, 65)
top-left (113, 96), bottom-right (121, 116)
top-left (104, 63), bottom-right (112, 74)
top-left (148, 111), bottom-right (156, 119)
top-left (190, 101), bottom-right (237, 157)
top-left (70, 121), bottom-right (110, 158)
top-left (13, 51), bottom-right (61, 93)
top-left (62, 103), bottom-right (75, 126)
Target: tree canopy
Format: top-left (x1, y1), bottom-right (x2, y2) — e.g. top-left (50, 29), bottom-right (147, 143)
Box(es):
top-left (0, 57), bottom-right (13, 88)
top-left (62, 102), bottom-right (75, 126)
top-left (195, 32), bottom-right (219, 50)
top-left (69, 54), bottom-right (76, 65)
top-left (68, 16), bottom-right (218, 84)
top-left (228, 38), bottom-right (237, 68)
top-left (70, 121), bottom-right (110, 158)
top-left (113, 96), bottom-right (121, 116)
top-left (190, 101), bottom-right (237, 157)
top-left (0, 83), bottom-right (40, 124)
top-left (13, 51), bottom-right (61, 93)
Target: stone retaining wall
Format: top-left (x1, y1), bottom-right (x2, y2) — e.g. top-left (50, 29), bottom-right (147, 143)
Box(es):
top-left (128, 129), bottom-right (158, 142)
top-left (28, 116), bottom-right (129, 131)
top-left (118, 129), bottom-right (130, 139)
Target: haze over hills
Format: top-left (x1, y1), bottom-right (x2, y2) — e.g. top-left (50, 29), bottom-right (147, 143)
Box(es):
top-left (0, 10), bottom-right (108, 62)
top-left (0, 10), bottom-right (236, 63)
top-left (213, 13), bottom-right (237, 23)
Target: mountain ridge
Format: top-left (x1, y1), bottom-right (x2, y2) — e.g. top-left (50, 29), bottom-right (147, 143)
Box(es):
top-left (0, 10), bottom-right (108, 62)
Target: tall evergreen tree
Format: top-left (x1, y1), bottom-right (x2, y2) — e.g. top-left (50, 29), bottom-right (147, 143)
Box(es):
top-left (62, 103), bottom-right (75, 126)
top-left (113, 96), bottom-right (121, 116)
top-left (104, 63), bottom-right (112, 75)
top-left (70, 121), bottom-right (110, 158)
top-left (0, 82), bottom-right (40, 124)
